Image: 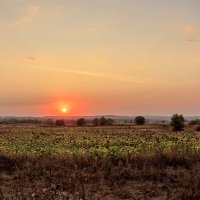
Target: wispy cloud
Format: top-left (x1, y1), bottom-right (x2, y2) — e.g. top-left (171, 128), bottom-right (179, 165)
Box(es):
top-left (178, 24), bottom-right (198, 42)
top-left (179, 24), bottom-right (197, 34)
top-left (41, 67), bottom-right (152, 85)
top-left (185, 38), bottom-right (198, 42)
top-left (27, 56), bottom-right (36, 61)
top-left (67, 27), bottom-right (98, 37)
top-left (0, 96), bottom-right (48, 106)
top-left (6, 5), bottom-right (39, 28)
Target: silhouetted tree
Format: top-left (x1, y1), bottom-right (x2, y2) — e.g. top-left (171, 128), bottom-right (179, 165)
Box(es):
top-left (99, 117), bottom-right (107, 126)
top-left (92, 118), bottom-right (99, 126)
top-left (189, 119), bottom-right (200, 125)
top-left (134, 116), bottom-right (145, 125)
top-left (45, 119), bottom-right (54, 125)
top-left (107, 118), bottom-right (114, 125)
top-left (170, 114), bottom-right (185, 131)
top-left (76, 118), bottom-right (87, 126)
top-left (55, 119), bottom-right (65, 126)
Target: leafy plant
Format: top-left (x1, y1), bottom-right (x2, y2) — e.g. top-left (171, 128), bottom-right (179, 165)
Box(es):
top-left (170, 114), bottom-right (185, 131)
top-left (55, 119), bottom-right (65, 126)
top-left (134, 116), bottom-right (145, 125)
top-left (76, 118), bottom-right (87, 126)
top-left (195, 126), bottom-right (200, 132)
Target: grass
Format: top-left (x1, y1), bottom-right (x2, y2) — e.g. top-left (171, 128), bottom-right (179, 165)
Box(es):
top-left (0, 125), bottom-right (200, 199)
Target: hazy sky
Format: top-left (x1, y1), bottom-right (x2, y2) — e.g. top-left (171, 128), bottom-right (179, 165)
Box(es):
top-left (1, 0), bottom-right (200, 116)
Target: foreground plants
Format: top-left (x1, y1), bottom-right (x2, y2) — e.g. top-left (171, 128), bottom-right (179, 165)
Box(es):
top-left (0, 152), bottom-right (200, 199)
top-left (0, 125), bottom-right (200, 199)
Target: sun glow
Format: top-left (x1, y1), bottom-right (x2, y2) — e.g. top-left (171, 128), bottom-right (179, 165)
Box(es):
top-left (61, 107), bottom-right (68, 113)
top-left (49, 100), bottom-right (84, 116)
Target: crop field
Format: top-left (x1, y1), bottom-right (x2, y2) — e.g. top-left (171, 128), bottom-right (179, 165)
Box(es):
top-left (0, 125), bottom-right (200, 157)
top-left (0, 125), bottom-right (200, 199)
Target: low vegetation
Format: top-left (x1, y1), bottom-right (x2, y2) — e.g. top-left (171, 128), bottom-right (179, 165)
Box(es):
top-left (195, 126), bottom-right (200, 132)
top-left (170, 114), bottom-right (185, 132)
top-left (0, 124), bottom-right (200, 199)
top-left (55, 119), bottom-right (65, 126)
top-left (76, 118), bottom-right (87, 126)
top-left (134, 116), bottom-right (145, 125)
top-left (190, 119), bottom-right (200, 125)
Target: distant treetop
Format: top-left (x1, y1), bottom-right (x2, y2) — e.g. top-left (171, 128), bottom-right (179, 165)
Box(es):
top-left (134, 116), bottom-right (145, 125)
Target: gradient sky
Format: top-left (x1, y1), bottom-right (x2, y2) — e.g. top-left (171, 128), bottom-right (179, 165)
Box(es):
top-left (1, 0), bottom-right (200, 116)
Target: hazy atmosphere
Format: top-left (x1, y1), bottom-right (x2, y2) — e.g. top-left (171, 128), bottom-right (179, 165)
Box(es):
top-left (1, 0), bottom-right (200, 116)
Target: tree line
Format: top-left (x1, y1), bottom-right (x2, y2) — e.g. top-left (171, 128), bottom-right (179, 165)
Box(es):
top-left (52, 114), bottom-right (187, 132)
top-left (1, 114), bottom-right (200, 132)
top-left (53, 114), bottom-right (199, 132)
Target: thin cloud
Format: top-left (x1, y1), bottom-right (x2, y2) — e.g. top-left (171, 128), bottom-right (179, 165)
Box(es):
top-left (27, 57), bottom-right (36, 61)
top-left (68, 27), bottom-right (98, 37)
top-left (179, 24), bottom-right (197, 34)
top-left (185, 38), bottom-right (198, 42)
top-left (6, 5), bottom-right (39, 28)
top-left (0, 97), bottom-right (48, 106)
top-left (44, 67), bottom-right (152, 85)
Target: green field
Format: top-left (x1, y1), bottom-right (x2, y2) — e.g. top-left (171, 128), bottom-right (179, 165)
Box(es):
top-left (1, 125), bottom-right (200, 156)
top-left (0, 125), bottom-right (200, 199)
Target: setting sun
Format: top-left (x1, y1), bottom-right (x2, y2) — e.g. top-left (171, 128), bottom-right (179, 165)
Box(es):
top-left (61, 107), bottom-right (68, 113)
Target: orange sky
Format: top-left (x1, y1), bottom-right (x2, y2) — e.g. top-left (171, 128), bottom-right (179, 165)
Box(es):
top-left (0, 0), bottom-right (200, 116)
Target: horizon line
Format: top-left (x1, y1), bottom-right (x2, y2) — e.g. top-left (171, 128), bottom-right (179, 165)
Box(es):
top-left (1, 114), bottom-right (200, 118)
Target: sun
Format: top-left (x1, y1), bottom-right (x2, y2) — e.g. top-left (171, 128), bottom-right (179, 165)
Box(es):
top-left (61, 107), bottom-right (68, 113)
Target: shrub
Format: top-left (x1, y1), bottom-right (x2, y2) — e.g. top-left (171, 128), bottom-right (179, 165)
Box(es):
top-left (45, 119), bottom-right (55, 125)
top-left (92, 118), bottom-right (99, 126)
top-left (134, 116), bottom-right (145, 125)
top-left (55, 119), bottom-right (65, 126)
top-left (99, 117), bottom-right (107, 126)
top-left (189, 119), bottom-right (200, 125)
top-left (195, 126), bottom-right (200, 132)
top-left (107, 118), bottom-right (114, 125)
top-left (76, 118), bottom-right (87, 126)
top-left (92, 117), bottom-right (114, 126)
top-left (170, 114), bottom-right (185, 131)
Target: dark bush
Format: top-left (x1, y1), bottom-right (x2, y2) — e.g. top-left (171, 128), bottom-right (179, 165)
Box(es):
top-left (76, 118), bottom-right (87, 126)
top-left (195, 126), bottom-right (200, 132)
top-left (92, 117), bottom-right (114, 126)
top-left (55, 119), bottom-right (65, 126)
top-left (170, 114), bottom-right (185, 131)
top-left (92, 118), bottom-right (99, 126)
top-left (134, 116), bottom-right (145, 125)
top-left (99, 117), bottom-right (108, 126)
top-left (189, 119), bottom-right (200, 125)
top-left (45, 119), bottom-right (55, 125)
top-left (107, 118), bottom-right (114, 125)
